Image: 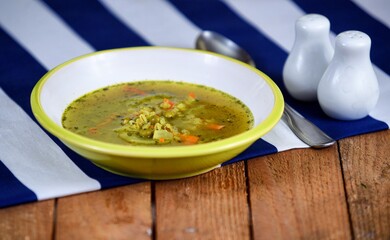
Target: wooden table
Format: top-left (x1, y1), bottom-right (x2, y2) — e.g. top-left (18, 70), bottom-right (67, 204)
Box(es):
top-left (1, 129), bottom-right (389, 240)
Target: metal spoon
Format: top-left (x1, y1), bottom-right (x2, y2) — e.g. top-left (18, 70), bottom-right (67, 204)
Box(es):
top-left (196, 30), bottom-right (335, 148)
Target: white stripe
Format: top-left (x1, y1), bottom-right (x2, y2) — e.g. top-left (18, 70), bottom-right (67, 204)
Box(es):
top-left (225, 0), bottom-right (303, 52)
top-left (225, 0), bottom-right (390, 128)
top-left (0, 89), bottom-right (101, 200)
top-left (221, 1), bottom-right (336, 58)
top-left (352, 0), bottom-right (390, 28)
top-left (0, 0), bottom-right (94, 70)
top-left (223, 0), bottom-right (324, 52)
top-left (99, 0), bottom-right (200, 48)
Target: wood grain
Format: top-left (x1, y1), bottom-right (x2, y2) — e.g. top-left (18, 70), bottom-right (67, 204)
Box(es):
top-left (55, 182), bottom-right (152, 240)
top-left (247, 145), bottom-right (351, 240)
top-left (339, 130), bottom-right (390, 240)
top-left (0, 200), bottom-right (54, 240)
top-left (154, 161), bottom-right (250, 240)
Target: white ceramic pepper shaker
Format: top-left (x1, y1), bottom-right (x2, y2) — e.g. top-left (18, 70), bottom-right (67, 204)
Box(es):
top-left (317, 31), bottom-right (379, 120)
top-left (283, 14), bottom-right (334, 101)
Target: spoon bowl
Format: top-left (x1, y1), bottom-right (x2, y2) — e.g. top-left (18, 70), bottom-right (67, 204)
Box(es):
top-left (196, 31), bottom-right (256, 67)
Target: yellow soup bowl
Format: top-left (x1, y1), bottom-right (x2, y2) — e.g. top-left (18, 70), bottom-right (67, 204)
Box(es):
top-left (31, 47), bottom-right (284, 180)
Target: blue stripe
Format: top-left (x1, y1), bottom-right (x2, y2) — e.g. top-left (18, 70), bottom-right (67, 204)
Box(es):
top-left (0, 161), bottom-right (37, 208)
top-left (293, 0), bottom-right (390, 75)
top-left (42, 0), bottom-right (149, 50)
top-left (0, 29), bottom-right (46, 117)
top-left (0, 28), bottom-right (143, 192)
top-left (168, 0), bottom-right (388, 140)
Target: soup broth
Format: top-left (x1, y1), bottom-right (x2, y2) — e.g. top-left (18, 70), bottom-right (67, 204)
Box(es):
top-left (62, 81), bottom-right (253, 146)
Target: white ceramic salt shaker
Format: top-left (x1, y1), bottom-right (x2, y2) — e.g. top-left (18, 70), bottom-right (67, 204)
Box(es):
top-left (317, 31), bottom-right (379, 120)
top-left (283, 14), bottom-right (334, 101)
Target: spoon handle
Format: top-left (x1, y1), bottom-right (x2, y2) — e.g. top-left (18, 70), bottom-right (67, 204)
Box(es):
top-left (282, 103), bottom-right (335, 148)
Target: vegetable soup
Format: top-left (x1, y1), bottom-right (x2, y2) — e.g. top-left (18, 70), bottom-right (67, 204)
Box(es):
top-left (62, 81), bottom-right (254, 146)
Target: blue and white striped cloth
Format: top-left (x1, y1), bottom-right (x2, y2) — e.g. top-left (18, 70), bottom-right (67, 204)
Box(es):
top-left (1, 0), bottom-right (389, 208)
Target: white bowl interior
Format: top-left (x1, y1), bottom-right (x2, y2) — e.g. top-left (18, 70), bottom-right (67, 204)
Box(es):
top-left (40, 48), bottom-right (275, 127)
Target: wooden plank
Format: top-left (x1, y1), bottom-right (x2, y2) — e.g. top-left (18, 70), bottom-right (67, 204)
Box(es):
top-left (0, 200), bottom-right (54, 240)
top-left (247, 145), bottom-right (351, 240)
top-left (154, 161), bottom-right (250, 240)
top-left (55, 182), bottom-right (152, 240)
top-left (339, 130), bottom-right (390, 240)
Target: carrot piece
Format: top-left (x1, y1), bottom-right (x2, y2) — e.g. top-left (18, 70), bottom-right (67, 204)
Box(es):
top-left (88, 114), bottom-right (117, 135)
top-left (123, 86), bottom-right (146, 95)
top-left (159, 138), bottom-right (165, 143)
top-left (163, 98), bottom-right (175, 109)
top-left (206, 123), bottom-right (225, 130)
top-left (96, 114), bottom-right (117, 128)
top-left (188, 92), bottom-right (196, 99)
top-left (180, 134), bottom-right (199, 144)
